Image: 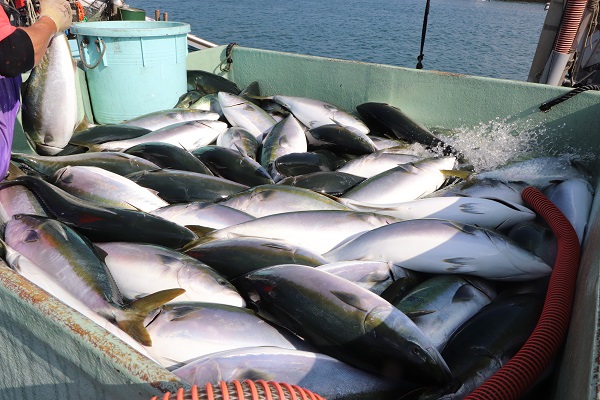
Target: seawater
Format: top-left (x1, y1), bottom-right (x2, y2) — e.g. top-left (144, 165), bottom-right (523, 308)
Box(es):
top-left (126, 0), bottom-right (547, 81)
top-left (125, 0), bottom-right (590, 173)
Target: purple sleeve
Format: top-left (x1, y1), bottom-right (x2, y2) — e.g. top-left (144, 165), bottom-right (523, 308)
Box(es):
top-left (0, 74), bottom-right (21, 180)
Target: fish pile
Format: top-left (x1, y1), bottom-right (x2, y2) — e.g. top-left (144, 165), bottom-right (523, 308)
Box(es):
top-left (4, 68), bottom-right (595, 400)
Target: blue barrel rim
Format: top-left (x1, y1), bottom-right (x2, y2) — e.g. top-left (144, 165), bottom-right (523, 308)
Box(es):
top-left (70, 21), bottom-right (191, 37)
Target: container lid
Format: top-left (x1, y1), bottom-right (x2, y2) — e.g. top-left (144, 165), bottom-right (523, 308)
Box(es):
top-left (70, 21), bottom-right (191, 37)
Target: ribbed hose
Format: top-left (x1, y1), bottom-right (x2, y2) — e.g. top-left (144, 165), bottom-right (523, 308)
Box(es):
top-left (150, 380), bottom-right (327, 400)
top-left (554, 0), bottom-right (588, 54)
top-left (465, 186), bottom-right (581, 400)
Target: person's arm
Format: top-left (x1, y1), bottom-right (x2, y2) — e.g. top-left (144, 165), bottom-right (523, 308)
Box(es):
top-left (18, 16), bottom-right (58, 66)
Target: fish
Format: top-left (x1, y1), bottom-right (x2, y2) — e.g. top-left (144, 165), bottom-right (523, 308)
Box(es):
top-left (337, 148), bottom-right (423, 178)
top-left (188, 93), bottom-right (223, 116)
top-left (174, 90), bottom-right (203, 108)
top-left (0, 239), bottom-right (161, 362)
top-left (273, 95), bottom-right (370, 135)
top-left (340, 156), bottom-right (457, 204)
top-left (192, 145), bottom-right (274, 187)
top-left (394, 275), bottom-right (497, 350)
top-left (306, 124), bottom-right (378, 155)
top-left (355, 102), bottom-right (461, 159)
top-left (338, 196), bottom-right (536, 230)
top-left (323, 218), bottom-right (552, 281)
top-left (0, 175), bottom-right (198, 249)
top-left (271, 150), bottom-right (344, 178)
top-left (172, 346), bottom-right (419, 400)
top-left (277, 171), bottom-right (365, 196)
top-left (0, 184), bottom-right (47, 224)
top-left (187, 70), bottom-right (241, 95)
top-left (506, 220), bottom-right (557, 267)
top-left (425, 178), bottom-right (529, 208)
top-left (123, 142), bottom-right (214, 175)
top-left (472, 156), bottom-right (592, 189)
top-left (21, 33), bottom-right (80, 155)
top-left (89, 120), bottom-right (227, 153)
top-left (184, 236), bottom-right (328, 280)
top-left (216, 127), bottom-right (261, 160)
top-left (543, 178), bottom-right (594, 244)
top-left (4, 214), bottom-right (184, 346)
top-left (51, 165), bottom-right (169, 212)
top-left (260, 114), bottom-right (308, 178)
top-left (316, 260), bottom-right (419, 295)
top-left (187, 210), bottom-right (401, 255)
top-left (416, 293), bottom-right (543, 399)
top-left (126, 168), bottom-right (249, 204)
top-left (219, 184), bottom-right (352, 218)
top-left (122, 109), bottom-right (220, 131)
top-left (149, 202), bottom-right (255, 231)
top-left (10, 151), bottom-right (161, 178)
top-left (59, 124), bottom-right (152, 155)
top-left (143, 302), bottom-right (312, 369)
top-left (217, 92), bottom-right (277, 140)
top-left (233, 264), bottom-right (451, 384)
top-left (93, 242), bottom-right (245, 307)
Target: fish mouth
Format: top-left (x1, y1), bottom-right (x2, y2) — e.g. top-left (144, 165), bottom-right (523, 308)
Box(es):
top-left (34, 143), bottom-right (65, 156)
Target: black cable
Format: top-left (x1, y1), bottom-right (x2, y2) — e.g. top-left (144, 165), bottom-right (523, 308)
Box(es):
top-left (416, 0), bottom-right (431, 69)
top-left (539, 84), bottom-right (600, 112)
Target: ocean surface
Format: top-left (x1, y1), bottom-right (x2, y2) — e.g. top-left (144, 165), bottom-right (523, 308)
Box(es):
top-left (126, 0), bottom-right (547, 81)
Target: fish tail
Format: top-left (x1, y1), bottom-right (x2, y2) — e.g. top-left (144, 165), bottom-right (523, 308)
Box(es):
top-left (117, 288), bottom-right (185, 346)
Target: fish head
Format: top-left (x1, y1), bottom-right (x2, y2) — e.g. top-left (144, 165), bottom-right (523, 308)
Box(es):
top-left (177, 263), bottom-right (246, 308)
top-left (364, 305), bottom-right (452, 384)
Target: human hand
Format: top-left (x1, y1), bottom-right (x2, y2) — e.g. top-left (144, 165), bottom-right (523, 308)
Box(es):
top-left (39, 0), bottom-right (72, 33)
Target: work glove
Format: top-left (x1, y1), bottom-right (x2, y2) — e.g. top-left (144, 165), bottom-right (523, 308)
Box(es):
top-left (39, 0), bottom-right (72, 33)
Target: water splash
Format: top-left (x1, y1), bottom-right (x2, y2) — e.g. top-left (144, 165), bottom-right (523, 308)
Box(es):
top-left (431, 117), bottom-right (597, 173)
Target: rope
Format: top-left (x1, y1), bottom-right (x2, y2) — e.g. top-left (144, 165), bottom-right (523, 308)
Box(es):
top-left (539, 84), bottom-right (600, 111)
top-left (416, 0), bottom-right (431, 69)
top-left (79, 38), bottom-right (107, 69)
top-left (220, 42), bottom-right (237, 72)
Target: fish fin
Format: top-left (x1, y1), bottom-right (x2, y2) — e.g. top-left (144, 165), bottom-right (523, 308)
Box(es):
top-left (23, 229), bottom-right (40, 243)
top-left (118, 288), bottom-right (186, 346)
top-left (440, 169), bottom-right (472, 180)
top-left (261, 242), bottom-right (293, 251)
top-left (7, 162), bottom-right (26, 180)
top-left (404, 310), bottom-right (436, 318)
top-left (185, 225), bottom-right (216, 237)
top-left (331, 290), bottom-right (369, 312)
top-left (452, 284), bottom-right (475, 302)
top-left (234, 368), bottom-right (275, 381)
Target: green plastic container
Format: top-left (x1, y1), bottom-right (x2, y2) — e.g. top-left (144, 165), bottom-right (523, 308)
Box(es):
top-left (69, 21), bottom-right (190, 124)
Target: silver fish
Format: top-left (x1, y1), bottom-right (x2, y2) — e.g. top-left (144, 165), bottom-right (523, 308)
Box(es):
top-left (1, 239), bottom-right (159, 362)
top-left (216, 127), bottom-right (261, 160)
top-left (94, 242), bottom-right (245, 307)
top-left (218, 92), bottom-right (276, 140)
top-left (323, 219), bottom-right (552, 281)
top-left (394, 275), bottom-right (496, 350)
top-left (543, 178), bottom-right (594, 244)
top-left (316, 260), bottom-right (417, 295)
top-left (338, 196), bottom-right (536, 230)
top-left (337, 149), bottom-right (423, 178)
top-left (220, 184), bottom-right (351, 218)
top-left (260, 115), bottom-right (308, 174)
top-left (144, 302), bottom-right (312, 369)
top-left (52, 165), bottom-right (169, 212)
top-left (0, 184), bottom-right (47, 224)
top-left (149, 202), bottom-right (255, 230)
top-left (21, 33), bottom-right (80, 155)
top-left (188, 210), bottom-right (401, 255)
top-left (172, 346), bottom-right (417, 400)
top-left (473, 156), bottom-right (592, 189)
top-left (5, 214), bottom-right (184, 346)
top-left (340, 156), bottom-right (456, 204)
top-left (273, 95), bottom-right (369, 135)
top-left (90, 120), bottom-right (227, 152)
top-left (122, 109), bottom-right (220, 131)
